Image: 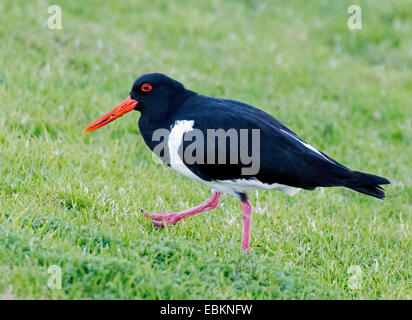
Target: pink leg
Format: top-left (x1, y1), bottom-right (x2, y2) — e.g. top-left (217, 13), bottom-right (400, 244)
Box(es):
top-left (141, 191), bottom-right (221, 227)
top-left (240, 197), bottom-right (253, 252)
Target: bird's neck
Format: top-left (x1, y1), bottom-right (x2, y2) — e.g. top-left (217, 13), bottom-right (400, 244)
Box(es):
top-left (138, 89), bottom-right (197, 150)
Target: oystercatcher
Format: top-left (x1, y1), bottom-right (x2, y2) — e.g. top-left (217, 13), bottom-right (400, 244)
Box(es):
top-left (84, 73), bottom-right (390, 251)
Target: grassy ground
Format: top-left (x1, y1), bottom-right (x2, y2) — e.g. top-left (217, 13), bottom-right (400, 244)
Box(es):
top-left (0, 0), bottom-right (411, 299)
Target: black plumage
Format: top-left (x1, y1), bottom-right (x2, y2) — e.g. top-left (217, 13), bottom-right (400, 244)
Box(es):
top-left (133, 74), bottom-right (389, 199)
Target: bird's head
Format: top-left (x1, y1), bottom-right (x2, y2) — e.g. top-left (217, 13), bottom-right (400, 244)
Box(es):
top-left (83, 73), bottom-right (191, 133)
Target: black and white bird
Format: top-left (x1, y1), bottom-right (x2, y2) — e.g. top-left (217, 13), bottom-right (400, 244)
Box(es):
top-left (84, 73), bottom-right (390, 251)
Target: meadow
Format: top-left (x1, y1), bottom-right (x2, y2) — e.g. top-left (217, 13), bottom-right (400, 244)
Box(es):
top-left (0, 0), bottom-right (411, 299)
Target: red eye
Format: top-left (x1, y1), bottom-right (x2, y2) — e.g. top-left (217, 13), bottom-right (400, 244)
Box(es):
top-left (141, 83), bottom-right (152, 92)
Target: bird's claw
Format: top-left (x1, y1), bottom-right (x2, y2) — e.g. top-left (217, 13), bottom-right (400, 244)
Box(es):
top-left (140, 208), bottom-right (178, 227)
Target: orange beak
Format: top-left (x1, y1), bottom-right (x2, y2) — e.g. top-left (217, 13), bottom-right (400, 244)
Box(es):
top-left (83, 96), bottom-right (138, 133)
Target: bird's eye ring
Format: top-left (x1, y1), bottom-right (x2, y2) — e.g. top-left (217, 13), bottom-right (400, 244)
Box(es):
top-left (141, 83), bottom-right (152, 92)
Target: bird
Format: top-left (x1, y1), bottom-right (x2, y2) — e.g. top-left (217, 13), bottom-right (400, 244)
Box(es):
top-left (83, 73), bottom-right (390, 251)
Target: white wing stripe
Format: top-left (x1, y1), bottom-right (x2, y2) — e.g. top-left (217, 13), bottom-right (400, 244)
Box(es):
top-left (280, 129), bottom-right (333, 163)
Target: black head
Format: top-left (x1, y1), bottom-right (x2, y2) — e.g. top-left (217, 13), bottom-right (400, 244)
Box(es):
top-left (83, 73), bottom-right (195, 133)
top-left (130, 73), bottom-right (189, 112)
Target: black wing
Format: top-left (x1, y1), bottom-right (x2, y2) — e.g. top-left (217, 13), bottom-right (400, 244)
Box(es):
top-left (172, 95), bottom-right (389, 198)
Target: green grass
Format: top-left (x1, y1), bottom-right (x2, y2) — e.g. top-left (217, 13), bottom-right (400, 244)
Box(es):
top-left (0, 0), bottom-right (411, 299)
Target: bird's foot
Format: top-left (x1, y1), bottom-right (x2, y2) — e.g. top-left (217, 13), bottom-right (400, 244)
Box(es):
top-left (140, 192), bottom-right (221, 228)
top-left (140, 208), bottom-right (180, 227)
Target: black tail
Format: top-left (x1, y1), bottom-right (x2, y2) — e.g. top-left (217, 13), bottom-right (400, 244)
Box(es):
top-left (346, 171), bottom-right (390, 199)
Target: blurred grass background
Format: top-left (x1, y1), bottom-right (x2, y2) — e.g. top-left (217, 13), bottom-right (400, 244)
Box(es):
top-left (0, 0), bottom-right (411, 299)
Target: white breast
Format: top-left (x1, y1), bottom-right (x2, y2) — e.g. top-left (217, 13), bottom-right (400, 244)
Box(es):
top-left (168, 120), bottom-right (201, 181)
